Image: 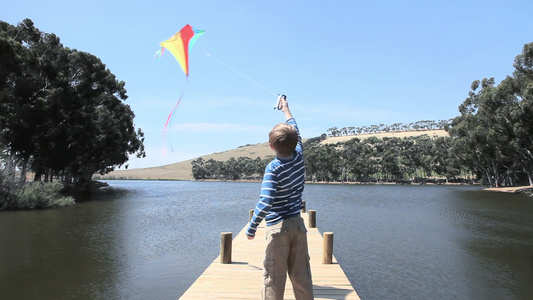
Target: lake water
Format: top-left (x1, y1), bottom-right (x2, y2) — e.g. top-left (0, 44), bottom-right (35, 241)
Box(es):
top-left (1, 181), bottom-right (532, 300)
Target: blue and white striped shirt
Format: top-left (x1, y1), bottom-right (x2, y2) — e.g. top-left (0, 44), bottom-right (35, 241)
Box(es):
top-left (246, 118), bottom-right (305, 237)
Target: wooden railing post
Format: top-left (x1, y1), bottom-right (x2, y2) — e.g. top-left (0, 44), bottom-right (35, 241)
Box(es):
top-left (249, 209), bottom-right (254, 222)
top-left (301, 200), bottom-right (306, 213)
top-left (220, 232), bottom-right (232, 264)
top-left (322, 232), bottom-right (333, 264)
top-left (308, 210), bottom-right (316, 228)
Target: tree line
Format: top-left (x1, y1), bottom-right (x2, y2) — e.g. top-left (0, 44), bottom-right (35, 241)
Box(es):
top-left (191, 156), bottom-right (275, 181)
top-left (303, 134), bottom-right (464, 183)
top-left (326, 119), bottom-right (450, 137)
top-left (192, 42), bottom-right (533, 187)
top-left (191, 134), bottom-right (467, 184)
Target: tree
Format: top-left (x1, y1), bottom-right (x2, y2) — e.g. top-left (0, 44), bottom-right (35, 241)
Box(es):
top-left (327, 127), bottom-right (339, 137)
top-left (510, 42), bottom-right (533, 185)
top-left (431, 136), bottom-right (457, 181)
top-left (191, 158), bottom-right (208, 179)
top-left (0, 19), bottom-right (145, 184)
top-left (343, 138), bottom-right (377, 182)
top-left (447, 42), bottom-right (533, 186)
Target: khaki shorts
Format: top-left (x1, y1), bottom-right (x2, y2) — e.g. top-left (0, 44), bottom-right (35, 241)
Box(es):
top-left (262, 215), bottom-right (314, 300)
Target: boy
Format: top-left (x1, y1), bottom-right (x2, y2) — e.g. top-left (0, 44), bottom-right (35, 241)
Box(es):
top-left (246, 97), bottom-right (314, 300)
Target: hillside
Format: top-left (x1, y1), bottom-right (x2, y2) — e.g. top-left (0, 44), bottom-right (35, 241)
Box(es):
top-left (101, 142), bottom-right (274, 181)
top-left (101, 130), bottom-right (448, 181)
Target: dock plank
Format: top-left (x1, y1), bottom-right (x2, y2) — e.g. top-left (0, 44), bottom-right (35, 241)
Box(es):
top-left (179, 213), bottom-right (360, 299)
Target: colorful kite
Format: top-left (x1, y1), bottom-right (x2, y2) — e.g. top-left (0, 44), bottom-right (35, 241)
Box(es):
top-left (156, 24), bottom-right (205, 128)
top-left (156, 24), bottom-right (205, 76)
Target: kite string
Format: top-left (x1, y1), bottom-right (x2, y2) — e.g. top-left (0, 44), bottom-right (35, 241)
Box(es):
top-left (205, 52), bottom-right (277, 96)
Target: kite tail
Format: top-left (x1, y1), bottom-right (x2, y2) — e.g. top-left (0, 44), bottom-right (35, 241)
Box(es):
top-left (154, 47), bottom-right (165, 58)
top-left (163, 93), bottom-right (183, 128)
top-left (163, 76), bottom-right (188, 129)
top-left (162, 76), bottom-right (189, 155)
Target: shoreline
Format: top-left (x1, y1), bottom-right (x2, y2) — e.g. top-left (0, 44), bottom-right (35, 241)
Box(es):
top-left (484, 185), bottom-right (533, 194)
top-left (98, 178), bottom-right (532, 195)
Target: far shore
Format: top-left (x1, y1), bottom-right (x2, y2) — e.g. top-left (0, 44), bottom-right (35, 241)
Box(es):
top-left (484, 185), bottom-right (533, 194)
top-left (102, 129), bottom-right (532, 195)
top-left (98, 177), bottom-right (533, 195)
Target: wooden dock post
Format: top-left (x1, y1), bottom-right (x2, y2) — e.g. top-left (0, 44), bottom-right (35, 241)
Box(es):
top-left (308, 210), bottom-right (316, 228)
top-left (301, 200), bottom-right (306, 213)
top-left (220, 232), bottom-right (232, 264)
top-left (322, 232), bottom-right (334, 264)
top-left (249, 209), bottom-right (254, 222)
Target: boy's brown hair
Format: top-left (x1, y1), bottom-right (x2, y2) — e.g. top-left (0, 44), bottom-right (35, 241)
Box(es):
top-left (269, 123), bottom-right (298, 157)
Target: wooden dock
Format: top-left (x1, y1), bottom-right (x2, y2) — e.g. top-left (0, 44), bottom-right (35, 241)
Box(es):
top-left (179, 212), bottom-right (361, 299)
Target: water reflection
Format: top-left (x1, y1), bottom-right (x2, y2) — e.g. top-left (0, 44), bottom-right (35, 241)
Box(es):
top-left (444, 190), bottom-right (533, 299)
top-left (302, 184), bottom-right (533, 300)
top-left (0, 201), bottom-right (125, 299)
top-left (1, 181), bottom-right (532, 300)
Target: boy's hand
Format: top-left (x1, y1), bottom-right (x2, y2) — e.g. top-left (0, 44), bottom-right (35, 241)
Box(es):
top-left (280, 98), bottom-right (293, 119)
top-left (247, 235), bottom-right (255, 240)
top-left (280, 98), bottom-right (288, 111)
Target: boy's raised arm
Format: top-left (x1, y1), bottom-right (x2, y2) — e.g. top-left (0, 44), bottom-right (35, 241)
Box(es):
top-left (280, 98), bottom-right (293, 120)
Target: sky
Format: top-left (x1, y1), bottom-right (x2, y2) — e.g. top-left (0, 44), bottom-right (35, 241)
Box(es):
top-left (2, 1), bottom-right (533, 169)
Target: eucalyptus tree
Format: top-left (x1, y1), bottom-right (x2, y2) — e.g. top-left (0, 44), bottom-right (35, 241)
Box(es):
top-left (510, 42), bottom-right (533, 185)
top-left (237, 157), bottom-right (256, 179)
top-left (304, 144), bottom-right (321, 181)
top-left (380, 137), bottom-right (403, 181)
top-left (398, 137), bottom-right (417, 179)
top-left (304, 143), bottom-right (342, 182)
top-left (448, 42), bottom-right (533, 186)
top-left (343, 138), bottom-right (377, 182)
top-left (205, 158), bottom-right (223, 179)
top-left (191, 157), bottom-right (208, 179)
top-left (326, 127), bottom-right (340, 137)
top-left (448, 78), bottom-right (505, 186)
top-left (431, 136), bottom-right (457, 181)
top-left (411, 135), bottom-right (438, 179)
top-left (322, 143), bottom-right (343, 181)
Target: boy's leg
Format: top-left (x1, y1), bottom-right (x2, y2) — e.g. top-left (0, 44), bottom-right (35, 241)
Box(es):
top-left (287, 217), bottom-right (314, 300)
top-left (262, 222), bottom-right (290, 300)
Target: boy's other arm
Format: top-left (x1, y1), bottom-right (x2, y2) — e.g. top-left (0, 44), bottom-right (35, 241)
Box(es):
top-left (246, 170), bottom-right (278, 240)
